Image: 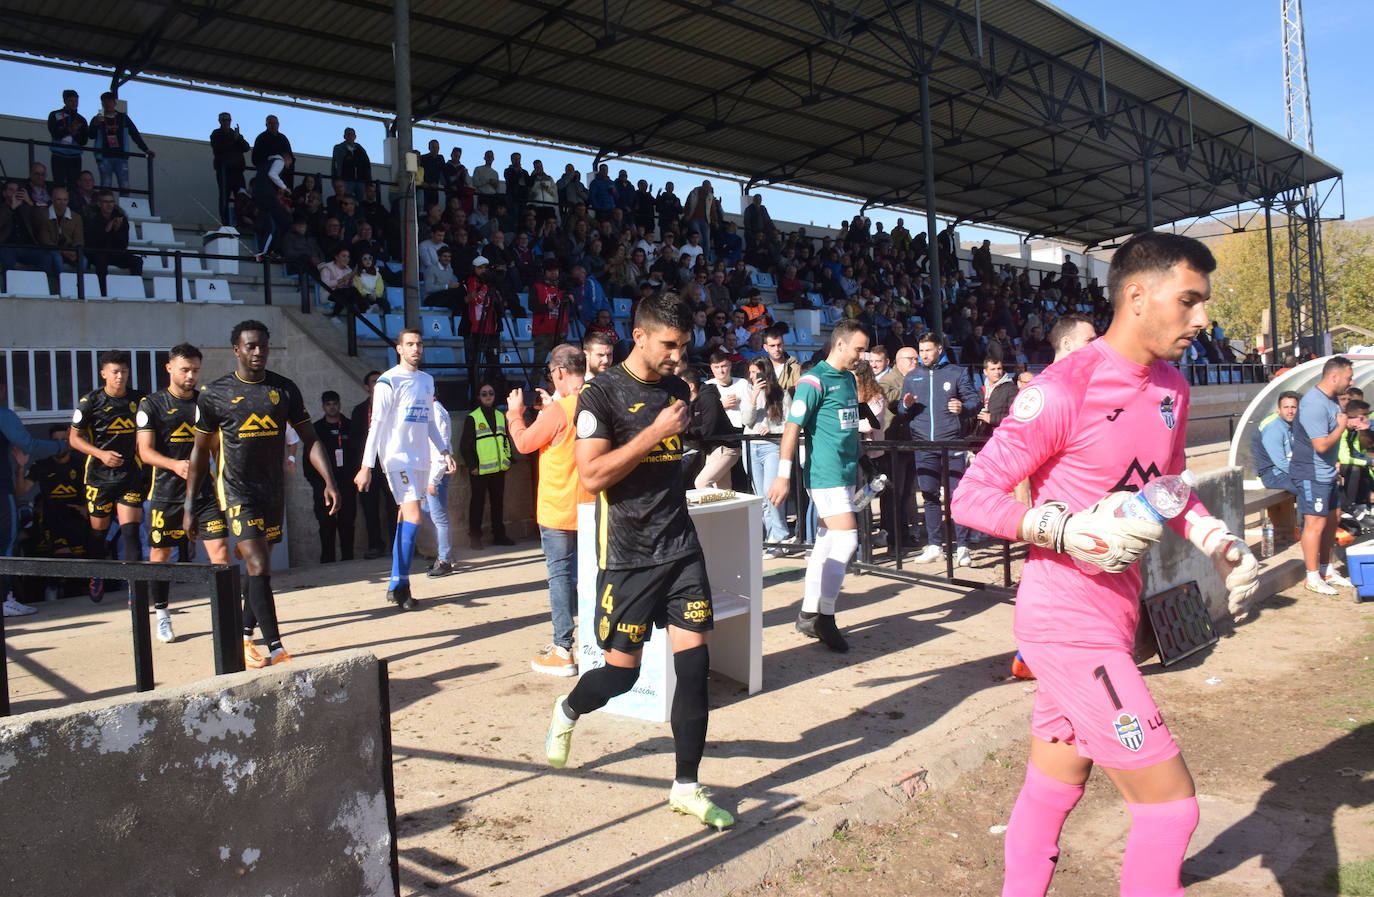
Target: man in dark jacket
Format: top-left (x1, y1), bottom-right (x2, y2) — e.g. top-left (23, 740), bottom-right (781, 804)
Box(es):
top-left (82, 189), bottom-right (142, 292)
top-left (210, 112), bottom-right (250, 224)
top-left (350, 371), bottom-right (395, 559)
top-left (973, 356), bottom-right (1018, 439)
top-left (331, 128), bottom-right (372, 201)
top-left (47, 90), bottom-right (88, 191)
top-left (251, 115), bottom-right (292, 185)
top-left (898, 333), bottom-right (980, 566)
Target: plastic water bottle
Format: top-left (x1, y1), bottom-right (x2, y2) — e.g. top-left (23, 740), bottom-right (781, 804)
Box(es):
top-left (853, 474), bottom-right (889, 512)
top-left (1077, 470), bottom-right (1197, 574)
top-left (1116, 470), bottom-right (1198, 523)
top-left (1261, 517), bottom-right (1275, 559)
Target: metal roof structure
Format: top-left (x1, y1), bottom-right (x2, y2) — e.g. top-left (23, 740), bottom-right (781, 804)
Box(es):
top-left (1, 0), bottom-right (1342, 247)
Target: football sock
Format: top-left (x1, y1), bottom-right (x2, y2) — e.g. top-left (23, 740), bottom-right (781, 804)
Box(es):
top-left (1120, 797), bottom-right (1198, 897)
top-left (88, 529), bottom-right (108, 560)
top-left (245, 574), bottom-right (282, 649)
top-left (1001, 763), bottom-right (1084, 897)
top-left (119, 521), bottom-right (142, 562)
top-left (802, 525), bottom-right (831, 614)
top-left (151, 581), bottom-right (170, 610)
top-left (566, 663), bottom-right (640, 716)
top-left (156, 607), bottom-right (171, 623)
top-left (818, 528), bottom-right (858, 615)
top-left (390, 520), bottom-right (419, 589)
top-left (671, 645), bottom-right (710, 784)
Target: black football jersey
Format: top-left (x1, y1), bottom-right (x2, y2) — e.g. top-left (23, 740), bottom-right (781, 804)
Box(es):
top-left (29, 453), bottom-right (85, 506)
top-left (72, 386), bottom-right (145, 485)
top-left (138, 388), bottom-right (218, 506)
top-left (575, 364), bottom-right (700, 570)
top-left (195, 370), bottom-right (311, 509)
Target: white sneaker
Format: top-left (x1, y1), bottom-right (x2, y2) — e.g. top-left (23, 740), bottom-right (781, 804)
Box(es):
top-left (914, 544), bottom-right (945, 564)
top-left (1305, 577), bottom-right (1339, 595)
top-left (157, 616), bottom-right (176, 643)
top-left (955, 546), bottom-right (972, 567)
top-left (3, 597), bottom-right (37, 616)
top-left (1323, 572), bottom-right (1354, 588)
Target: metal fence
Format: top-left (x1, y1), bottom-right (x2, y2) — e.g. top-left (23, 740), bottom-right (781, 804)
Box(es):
top-left (0, 557), bottom-right (244, 716)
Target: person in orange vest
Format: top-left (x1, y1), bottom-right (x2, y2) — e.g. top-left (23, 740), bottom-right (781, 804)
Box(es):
top-left (738, 287), bottom-right (771, 335)
top-left (507, 344), bottom-right (591, 676)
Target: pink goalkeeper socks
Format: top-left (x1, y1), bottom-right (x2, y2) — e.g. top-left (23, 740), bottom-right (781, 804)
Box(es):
top-left (1120, 797), bottom-right (1199, 897)
top-left (1002, 763), bottom-right (1085, 897)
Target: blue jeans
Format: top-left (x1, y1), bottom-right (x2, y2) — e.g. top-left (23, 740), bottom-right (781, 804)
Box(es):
top-left (1, 248), bottom-right (61, 290)
top-left (690, 218), bottom-right (712, 262)
top-left (539, 525), bottom-right (577, 649)
top-left (426, 475), bottom-right (452, 562)
top-left (98, 157), bottom-right (130, 192)
top-left (748, 439), bottom-right (789, 542)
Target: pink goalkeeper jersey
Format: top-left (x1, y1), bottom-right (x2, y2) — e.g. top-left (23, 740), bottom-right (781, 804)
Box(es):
top-left (951, 339), bottom-right (1208, 647)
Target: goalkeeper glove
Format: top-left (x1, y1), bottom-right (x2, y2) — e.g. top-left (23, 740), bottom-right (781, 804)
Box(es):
top-left (1185, 511), bottom-right (1260, 618)
top-left (1020, 491), bottom-right (1164, 574)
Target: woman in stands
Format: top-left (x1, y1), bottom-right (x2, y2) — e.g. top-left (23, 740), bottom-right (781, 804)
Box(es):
top-left (743, 357), bottom-right (790, 553)
top-left (352, 252), bottom-right (388, 314)
top-left (320, 246), bottom-right (365, 317)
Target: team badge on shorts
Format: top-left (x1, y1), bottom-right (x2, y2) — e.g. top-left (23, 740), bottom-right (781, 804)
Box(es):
top-left (598, 617), bottom-right (611, 641)
top-left (1113, 713), bottom-right (1145, 752)
top-left (1159, 396), bottom-right (1176, 430)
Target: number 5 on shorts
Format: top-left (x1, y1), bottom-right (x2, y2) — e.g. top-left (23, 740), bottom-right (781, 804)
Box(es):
top-left (399, 471), bottom-right (409, 485)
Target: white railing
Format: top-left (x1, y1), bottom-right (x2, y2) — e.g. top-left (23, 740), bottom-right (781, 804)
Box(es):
top-left (3, 347), bottom-right (168, 422)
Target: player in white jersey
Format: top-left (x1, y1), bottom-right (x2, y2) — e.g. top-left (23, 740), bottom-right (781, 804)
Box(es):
top-left (355, 329), bottom-right (456, 609)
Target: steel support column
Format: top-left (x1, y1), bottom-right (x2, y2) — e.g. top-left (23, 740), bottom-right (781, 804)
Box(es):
top-left (395, 0), bottom-right (420, 332)
top-left (919, 71), bottom-right (941, 335)
top-left (1264, 200), bottom-right (1280, 363)
top-left (1142, 154), bottom-right (1154, 230)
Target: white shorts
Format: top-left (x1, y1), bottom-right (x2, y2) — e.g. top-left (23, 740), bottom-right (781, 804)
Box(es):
top-left (385, 468), bottom-right (428, 504)
top-left (809, 485), bottom-right (855, 519)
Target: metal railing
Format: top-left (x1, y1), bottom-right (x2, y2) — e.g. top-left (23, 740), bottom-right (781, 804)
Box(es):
top-left (0, 557), bottom-right (244, 716)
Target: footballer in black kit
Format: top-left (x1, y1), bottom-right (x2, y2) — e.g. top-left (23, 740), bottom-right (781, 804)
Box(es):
top-left (577, 364), bottom-right (713, 651)
top-left (195, 369), bottom-right (311, 544)
top-left (68, 349), bottom-right (147, 602)
top-left (28, 425), bottom-right (88, 556)
top-left (544, 292), bottom-right (733, 831)
top-left (73, 384), bottom-right (146, 515)
top-left (138, 388), bottom-right (226, 547)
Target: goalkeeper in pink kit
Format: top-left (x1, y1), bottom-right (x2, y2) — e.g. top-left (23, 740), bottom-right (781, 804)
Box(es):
top-left (951, 232), bottom-right (1260, 897)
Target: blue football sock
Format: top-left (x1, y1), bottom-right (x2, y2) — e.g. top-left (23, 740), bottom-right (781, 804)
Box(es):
top-left (389, 520), bottom-right (419, 590)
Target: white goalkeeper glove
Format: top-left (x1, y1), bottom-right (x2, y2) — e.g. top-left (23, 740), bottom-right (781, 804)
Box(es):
top-left (1185, 511), bottom-right (1260, 619)
top-left (1020, 491), bottom-right (1165, 573)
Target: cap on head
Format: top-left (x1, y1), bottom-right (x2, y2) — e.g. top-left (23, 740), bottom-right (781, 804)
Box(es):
top-left (473, 255), bottom-right (489, 267)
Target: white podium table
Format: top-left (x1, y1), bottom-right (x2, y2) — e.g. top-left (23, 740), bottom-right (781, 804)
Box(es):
top-left (576, 490), bottom-right (763, 722)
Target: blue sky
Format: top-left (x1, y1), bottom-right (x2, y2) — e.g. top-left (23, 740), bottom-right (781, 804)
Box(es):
top-left (0, 0), bottom-right (1365, 238)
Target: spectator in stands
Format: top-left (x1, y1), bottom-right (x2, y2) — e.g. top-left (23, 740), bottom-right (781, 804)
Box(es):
top-left (739, 331), bottom-right (766, 361)
top-left (762, 325), bottom-right (800, 391)
top-left (282, 216), bottom-right (323, 278)
top-left (38, 187), bottom-right (84, 272)
top-left (588, 165), bottom-right (616, 220)
top-left (418, 224), bottom-right (447, 278)
top-left (460, 381), bottom-right (514, 549)
top-left (1022, 324), bottom-right (1053, 365)
top-left (582, 330), bottom-right (616, 381)
top-left (88, 92), bottom-right (153, 193)
top-left (683, 180), bottom-right (717, 263)
top-left (209, 112), bottom-right (250, 224)
top-left (557, 164), bottom-right (588, 218)
top-left (320, 247), bottom-right (367, 317)
top-left (901, 332), bottom-right (981, 567)
top-left (251, 114), bottom-right (291, 177)
top-left (442, 147), bottom-right (471, 212)
top-left (318, 215), bottom-right (345, 261)
top-left (81, 189), bottom-right (140, 292)
top-left (307, 390), bottom-right (356, 563)
top-left (423, 247), bottom-right (464, 316)
top-left (464, 257), bottom-right (502, 404)
top-left (1253, 390), bottom-right (1300, 495)
top-left (528, 160), bottom-right (558, 221)
top-left (1, 179), bottom-right (60, 292)
top-left (47, 89), bottom-right (88, 192)
top-left (570, 263), bottom-right (609, 326)
top-left (24, 162), bottom-right (51, 208)
top-left (654, 181), bottom-right (682, 237)
top-left (742, 194), bottom-right (774, 246)
top-left (353, 252), bottom-right (388, 313)
top-left (739, 287), bottom-right (771, 335)
top-left (631, 179), bottom-right (655, 233)
top-left (325, 178), bottom-right (353, 219)
top-left (250, 151), bottom-right (293, 250)
top-left (332, 127), bottom-right (372, 201)
top-left (743, 355), bottom-right (790, 550)
top-left (418, 139), bottom-right (445, 211)
top-left (504, 152), bottom-right (530, 213)
top-left (335, 195), bottom-right (361, 242)
top-left (687, 307), bottom-right (720, 362)
top-left (472, 150), bottom-right (500, 203)
top-left (350, 220), bottom-right (387, 266)
top-left (69, 170), bottom-right (98, 218)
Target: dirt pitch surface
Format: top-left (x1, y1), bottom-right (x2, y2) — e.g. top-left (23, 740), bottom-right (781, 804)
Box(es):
top-left (4, 529), bottom-right (1371, 896)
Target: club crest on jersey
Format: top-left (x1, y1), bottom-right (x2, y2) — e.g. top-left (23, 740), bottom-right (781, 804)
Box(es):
top-left (268, 388), bottom-right (280, 405)
top-left (1113, 713), bottom-right (1145, 752)
top-left (1159, 396), bottom-right (1176, 430)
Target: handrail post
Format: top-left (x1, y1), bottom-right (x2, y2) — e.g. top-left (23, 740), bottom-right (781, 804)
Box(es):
top-left (263, 255), bottom-right (273, 306)
top-left (210, 565), bottom-right (245, 675)
top-left (76, 251), bottom-right (86, 299)
top-left (174, 252), bottom-right (184, 302)
top-left (147, 154), bottom-right (156, 215)
top-left (300, 270), bottom-right (311, 314)
top-left (348, 305), bottom-right (359, 356)
top-left (131, 579), bottom-right (155, 692)
top-left (0, 593), bottom-right (9, 716)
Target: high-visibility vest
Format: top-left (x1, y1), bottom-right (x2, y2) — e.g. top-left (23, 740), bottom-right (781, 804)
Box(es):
top-left (469, 407), bottom-right (512, 475)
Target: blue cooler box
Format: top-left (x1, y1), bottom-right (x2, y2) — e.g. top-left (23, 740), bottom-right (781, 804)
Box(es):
top-left (1345, 539), bottom-right (1374, 598)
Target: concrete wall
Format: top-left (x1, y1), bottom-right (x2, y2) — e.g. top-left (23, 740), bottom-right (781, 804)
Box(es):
top-left (0, 649), bottom-right (396, 897)
top-left (1140, 465), bottom-right (1244, 623)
